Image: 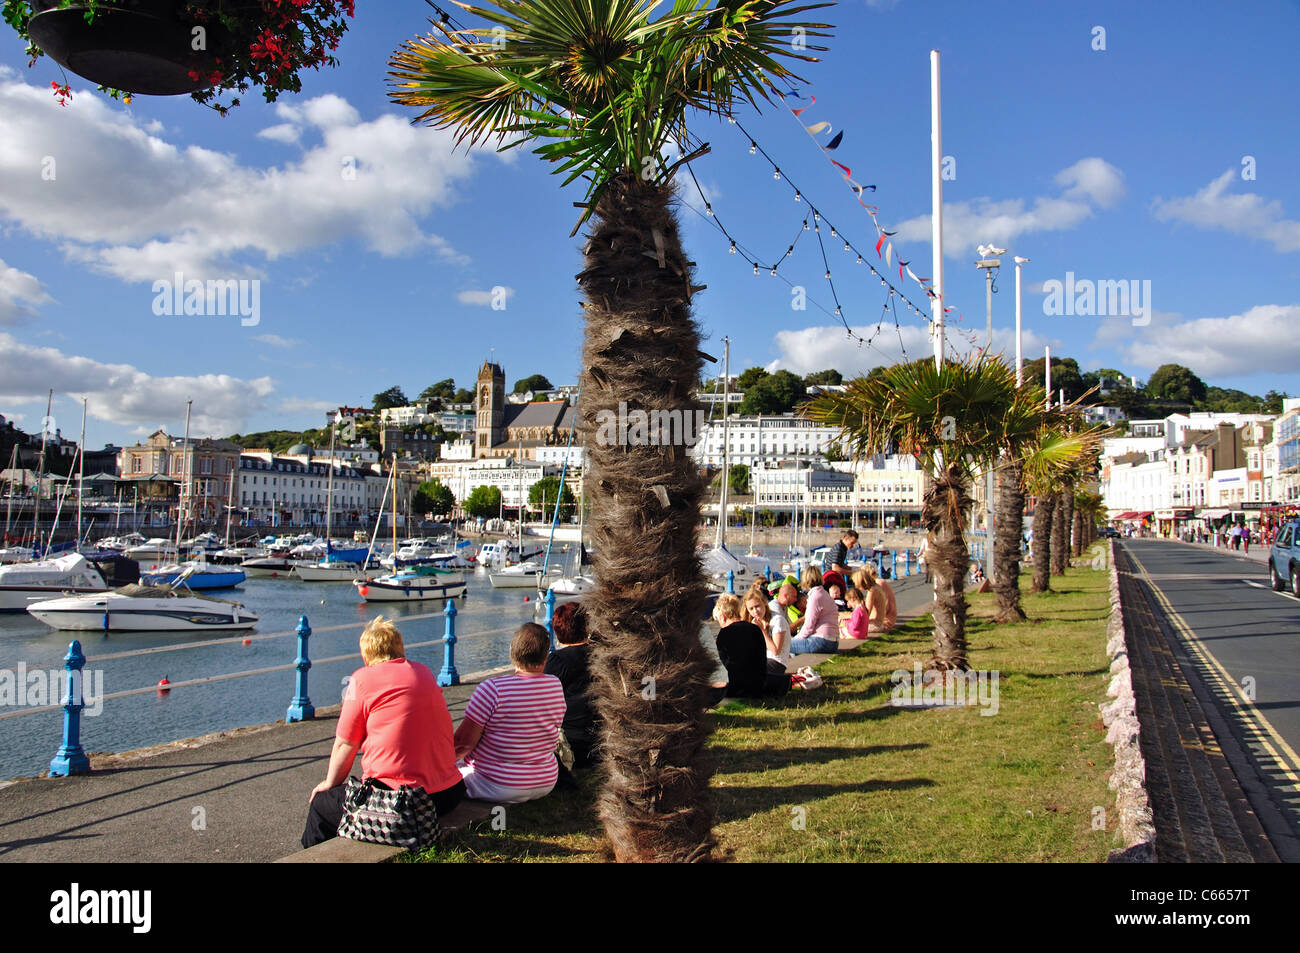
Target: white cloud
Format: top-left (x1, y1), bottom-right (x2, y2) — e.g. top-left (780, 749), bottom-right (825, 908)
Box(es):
top-left (1151, 170), bottom-right (1300, 253)
top-left (0, 257), bottom-right (52, 323)
top-left (1055, 157), bottom-right (1126, 208)
top-left (457, 287), bottom-right (515, 306)
top-left (1105, 303), bottom-right (1300, 376)
top-left (0, 80), bottom-right (481, 283)
top-left (279, 397), bottom-right (338, 416)
top-left (257, 123), bottom-right (301, 144)
top-left (253, 333), bottom-right (301, 349)
top-left (891, 158), bottom-right (1125, 259)
top-left (0, 333), bottom-right (274, 435)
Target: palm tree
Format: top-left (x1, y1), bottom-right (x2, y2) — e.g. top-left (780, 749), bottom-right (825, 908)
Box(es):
top-left (388, 0), bottom-right (830, 863)
top-left (808, 354), bottom-right (1035, 671)
top-left (1050, 485), bottom-right (1072, 576)
top-left (989, 391), bottom-right (1095, 623)
top-left (1029, 488), bottom-right (1055, 593)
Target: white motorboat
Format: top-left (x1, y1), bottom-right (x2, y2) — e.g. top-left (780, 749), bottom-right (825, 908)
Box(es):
top-left (700, 544), bottom-right (773, 586)
top-left (26, 583), bottom-right (257, 631)
top-left (294, 559), bottom-right (365, 582)
top-left (0, 546), bottom-right (35, 564)
top-left (125, 537), bottom-right (177, 562)
top-left (488, 558), bottom-right (564, 589)
top-left (0, 552), bottom-right (140, 612)
top-left (355, 565), bottom-right (467, 602)
top-left (476, 540), bottom-right (545, 569)
top-left (96, 533), bottom-right (146, 552)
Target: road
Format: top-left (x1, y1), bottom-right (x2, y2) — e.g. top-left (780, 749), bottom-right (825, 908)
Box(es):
top-left (1120, 537), bottom-right (1300, 858)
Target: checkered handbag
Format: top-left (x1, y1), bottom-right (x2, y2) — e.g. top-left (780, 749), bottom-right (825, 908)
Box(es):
top-left (336, 777), bottom-right (439, 849)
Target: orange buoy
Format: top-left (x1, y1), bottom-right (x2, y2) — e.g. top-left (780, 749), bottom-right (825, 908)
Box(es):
top-left (241, 638), bottom-right (251, 646)
top-left (157, 677), bottom-right (171, 694)
top-left (523, 595), bottom-right (530, 602)
top-left (359, 585), bottom-right (370, 596)
top-left (150, 564), bottom-right (157, 570)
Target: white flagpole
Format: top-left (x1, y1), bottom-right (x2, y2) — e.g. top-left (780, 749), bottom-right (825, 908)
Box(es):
top-left (930, 49), bottom-right (945, 370)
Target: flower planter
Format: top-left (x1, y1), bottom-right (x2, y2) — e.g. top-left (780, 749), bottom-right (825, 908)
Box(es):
top-left (27, 0), bottom-right (230, 95)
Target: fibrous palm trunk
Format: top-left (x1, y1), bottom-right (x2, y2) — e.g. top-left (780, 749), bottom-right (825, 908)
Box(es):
top-left (576, 173), bottom-right (714, 862)
top-left (1031, 493), bottom-right (1055, 593)
top-left (1071, 504), bottom-right (1084, 558)
top-left (993, 458), bottom-right (1026, 623)
top-left (1050, 490), bottom-right (1070, 576)
top-left (923, 464), bottom-right (972, 670)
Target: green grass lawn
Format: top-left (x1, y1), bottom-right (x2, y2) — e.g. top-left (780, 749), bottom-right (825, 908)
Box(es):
top-left (410, 546), bottom-right (1116, 862)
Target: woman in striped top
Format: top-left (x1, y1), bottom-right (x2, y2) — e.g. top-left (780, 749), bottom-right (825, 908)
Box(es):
top-left (454, 622), bottom-right (567, 804)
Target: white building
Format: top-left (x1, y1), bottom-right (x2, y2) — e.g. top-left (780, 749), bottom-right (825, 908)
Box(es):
top-left (379, 404), bottom-right (437, 427)
top-left (692, 414), bottom-right (839, 468)
top-left (1102, 451), bottom-right (1170, 517)
top-left (460, 458), bottom-right (559, 512)
top-left (238, 452), bottom-right (367, 524)
top-left (440, 439), bottom-right (475, 461)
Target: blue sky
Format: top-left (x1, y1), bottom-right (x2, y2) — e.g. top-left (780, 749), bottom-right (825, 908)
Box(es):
top-left (2, 0), bottom-right (1298, 449)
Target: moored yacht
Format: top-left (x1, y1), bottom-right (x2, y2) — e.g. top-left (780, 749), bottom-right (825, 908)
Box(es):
top-left (26, 583), bottom-right (257, 631)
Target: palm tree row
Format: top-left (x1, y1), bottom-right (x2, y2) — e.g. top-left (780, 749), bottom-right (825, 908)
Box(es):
top-left (806, 354), bottom-right (1103, 671)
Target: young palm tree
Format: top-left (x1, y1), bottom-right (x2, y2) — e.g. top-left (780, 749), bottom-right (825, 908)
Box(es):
top-left (389, 0), bottom-right (830, 863)
top-left (989, 391), bottom-right (1096, 623)
top-left (1029, 489), bottom-right (1055, 593)
top-left (808, 354), bottom-right (1031, 671)
top-left (1050, 485), bottom-right (1072, 576)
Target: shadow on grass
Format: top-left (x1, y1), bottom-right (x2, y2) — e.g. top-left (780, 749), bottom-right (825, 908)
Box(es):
top-left (712, 778), bottom-right (937, 823)
top-left (711, 743), bottom-right (928, 776)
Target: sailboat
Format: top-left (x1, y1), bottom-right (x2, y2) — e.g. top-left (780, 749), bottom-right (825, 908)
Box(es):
top-left (295, 416), bottom-right (370, 581)
top-left (355, 457), bottom-right (466, 602)
top-left (698, 338), bottom-right (772, 587)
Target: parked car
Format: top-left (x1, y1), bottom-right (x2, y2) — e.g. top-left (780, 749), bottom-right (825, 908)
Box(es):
top-left (1098, 526), bottom-right (1121, 539)
top-left (1268, 520), bottom-right (1300, 595)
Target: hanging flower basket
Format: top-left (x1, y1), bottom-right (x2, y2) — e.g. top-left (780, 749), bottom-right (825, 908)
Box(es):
top-left (26, 0), bottom-right (226, 95)
top-left (4, 0), bottom-right (354, 113)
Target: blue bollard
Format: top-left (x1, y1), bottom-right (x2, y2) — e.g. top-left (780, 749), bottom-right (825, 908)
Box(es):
top-left (438, 599), bottom-right (460, 687)
top-left (544, 587), bottom-right (557, 651)
top-left (727, 570), bottom-right (735, 594)
top-left (764, 565), bottom-right (772, 581)
top-left (904, 548), bottom-right (911, 576)
top-left (49, 640), bottom-right (90, 777)
top-left (286, 615), bottom-right (315, 723)
top-left (890, 550), bottom-right (898, 578)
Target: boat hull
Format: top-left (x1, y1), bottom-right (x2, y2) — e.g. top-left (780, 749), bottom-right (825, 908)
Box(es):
top-left (355, 575), bottom-right (467, 602)
top-left (26, 595), bottom-right (257, 631)
top-left (294, 563), bottom-right (362, 582)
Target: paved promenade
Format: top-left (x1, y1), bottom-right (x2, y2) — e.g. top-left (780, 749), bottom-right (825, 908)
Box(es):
top-left (0, 572), bottom-right (934, 863)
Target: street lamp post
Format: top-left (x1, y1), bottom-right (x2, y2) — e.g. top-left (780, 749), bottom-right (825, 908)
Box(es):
top-left (975, 247), bottom-right (1004, 583)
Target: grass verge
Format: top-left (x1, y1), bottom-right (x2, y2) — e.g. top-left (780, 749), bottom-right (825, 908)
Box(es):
top-left (408, 545), bottom-right (1116, 862)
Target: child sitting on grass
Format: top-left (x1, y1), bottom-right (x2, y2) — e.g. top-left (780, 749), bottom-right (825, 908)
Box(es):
top-left (841, 587), bottom-right (871, 640)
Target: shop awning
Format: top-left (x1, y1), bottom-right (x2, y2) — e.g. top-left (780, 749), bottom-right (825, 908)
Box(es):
top-left (1199, 508), bottom-right (1230, 520)
top-left (1132, 511), bottom-right (1154, 519)
top-left (1115, 511), bottom-right (1137, 520)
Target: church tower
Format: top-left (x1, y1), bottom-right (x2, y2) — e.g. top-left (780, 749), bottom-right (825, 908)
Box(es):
top-left (475, 361), bottom-right (505, 456)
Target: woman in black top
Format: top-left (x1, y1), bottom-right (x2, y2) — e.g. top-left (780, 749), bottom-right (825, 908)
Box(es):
top-left (711, 593), bottom-right (769, 699)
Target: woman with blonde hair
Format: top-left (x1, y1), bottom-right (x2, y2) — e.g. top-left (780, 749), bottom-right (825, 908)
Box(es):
top-left (711, 593), bottom-right (768, 701)
top-left (744, 589), bottom-right (792, 696)
top-left (860, 562), bottom-right (897, 632)
top-left (302, 616), bottom-right (465, 848)
top-left (791, 564), bottom-right (839, 655)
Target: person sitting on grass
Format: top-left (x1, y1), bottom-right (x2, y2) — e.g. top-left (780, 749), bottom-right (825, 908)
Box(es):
top-left (857, 563), bottom-right (896, 632)
top-left (790, 566), bottom-right (839, 655)
top-left (840, 587), bottom-right (872, 641)
top-left (543, 602), bottom-right (600, 770)
top-left (455, 622), bottom-right (566, 804)
top-left (710, 593), bottom-right (769, 703)
top-left (743, 589), bottom-right (792, 697)
top-left (827, 580), bottom-right (848, 612)
top-left (302, 616), bottom-right (465, 849)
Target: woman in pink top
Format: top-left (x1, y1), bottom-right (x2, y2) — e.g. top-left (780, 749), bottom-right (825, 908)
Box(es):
top-left (302, 616), bottom-right (465, 848)
top-left (454, 622), bottom-right (566, 804)
top-left (790, 566), bottom-right (840, 655)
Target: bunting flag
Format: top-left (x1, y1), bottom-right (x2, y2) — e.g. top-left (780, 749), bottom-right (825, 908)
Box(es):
top-left (792, 96), bottom-right (815, 116)
top-left (898, 260), bottom-right (909, 281)
top-left (804, 121), bottom-right (832, 135)
top-left (829, 159), bottom-right (851, 177)
top-left (884, 243), bottom-right (893, 267)
top-left (875, 233), bottom-right (886, 255)
top-left (823, 131), bottom-right (843, 151)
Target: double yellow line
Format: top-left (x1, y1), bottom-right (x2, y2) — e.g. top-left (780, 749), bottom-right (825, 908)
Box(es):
top-left (1127, 548), bottom-right (1300, 790)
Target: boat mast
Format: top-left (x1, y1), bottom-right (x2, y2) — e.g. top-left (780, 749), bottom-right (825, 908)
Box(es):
top-left (224, 460), bottom-right (235, 547)
top-left (77, 397), bottom-right (86, 550)
top-left (749, 414), bottom-right (760, 555)
top-left (34, 388), bottom-right (52, 557)
top-left (391, 453), bottom-right (398, 559)
top-left (324, 414), bottom-right (336, 556)
top-left (175, 399), bottom-right (192, 562)
top-left (3, 443), bottom-right (16, 538)
top-left (717, 337), bottom-right (730, 550)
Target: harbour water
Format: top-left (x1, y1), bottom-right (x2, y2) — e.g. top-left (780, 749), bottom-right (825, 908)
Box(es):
top-left (0, 550), bottom-right (780, 782)
top-left (0, 568), bottom-right (552, 782)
